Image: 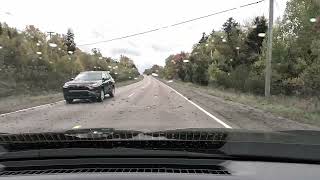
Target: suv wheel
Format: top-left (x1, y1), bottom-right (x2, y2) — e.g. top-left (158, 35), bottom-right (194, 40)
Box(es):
top-left (66, 99), bottom-right (73, 104)
top-left (109, 86), bottom-right (115, 98)
top-left (97, 89), bottom-right (105, 102)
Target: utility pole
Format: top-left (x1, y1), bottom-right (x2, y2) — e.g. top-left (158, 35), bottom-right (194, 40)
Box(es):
top-left (265, 0), bottom-right (274, 97)
top-left (47, 31), bottom-right (55, 39)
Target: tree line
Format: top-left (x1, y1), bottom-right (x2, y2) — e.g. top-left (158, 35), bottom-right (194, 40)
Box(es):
top-left (145, 0), bottom-right (320, 96)
top-left (0, 24), bottom-right (139, 97)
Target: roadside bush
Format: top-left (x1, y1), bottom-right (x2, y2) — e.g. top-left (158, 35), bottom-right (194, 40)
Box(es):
top-left (301, 60), bottom-right (320, 95)
top-left (281, 77), bottom-right (304, 95)
top-left (244, 72), bottom-right (265, 94)
top-left (228, 65), bottom-right (250, 91)
top-left (191, 63), bottom-right (209, 85)
top-left (208, 63), bottom-right (222, 84)
top-left (216, 71), bottom-right (232, 88)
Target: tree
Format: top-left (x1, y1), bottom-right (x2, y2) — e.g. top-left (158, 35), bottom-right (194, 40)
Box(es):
top-left (0, 23), bottom-right (3, 35)
top-left (222, 17), bottom-right (240, 42)
top-left (7, 29), bottom-right (12, 39)
top-left (281, 0), bottom-right (320, 65)
top-left (221, 18), bottom-right (244, 67)
top-left (199, 32), bottom-right (208, 44)
top-left (64, 28), bottom-right (76, 52)
top-left (91, 48), bottom-right (102, 57)
top-left (161, 0), bottom-right (320, 95)
top-left (144, 65), bottom-right (164, 76)
top-left (162, 52), bottom-right (189, 80)
top-left (245, 16), bottom-right (268, 54)
top-left (0, 23), bottom-right (140, 96)
top-left (24, 25), bottom-right (47, 43)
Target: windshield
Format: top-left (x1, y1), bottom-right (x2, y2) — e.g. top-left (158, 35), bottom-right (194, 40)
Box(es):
top-left (0, 0), bottom-right (319, 160)
top-left (74, 72), bottom-right (102, 81)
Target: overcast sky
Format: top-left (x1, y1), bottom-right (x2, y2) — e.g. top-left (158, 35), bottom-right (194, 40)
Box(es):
top-left (0, 0), bottom-right (287, 72)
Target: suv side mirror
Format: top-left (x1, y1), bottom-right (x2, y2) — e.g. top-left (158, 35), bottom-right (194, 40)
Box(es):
top-left (70, 78), bottom-right (74, 80)
top-left (102, 77), bottom-right (108, 81)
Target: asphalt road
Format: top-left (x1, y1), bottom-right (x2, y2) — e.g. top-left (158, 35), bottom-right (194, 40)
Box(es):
top-left (0, 75), bottom-right (318, 134)
top-left (0, 75), bottom-right (228, 134)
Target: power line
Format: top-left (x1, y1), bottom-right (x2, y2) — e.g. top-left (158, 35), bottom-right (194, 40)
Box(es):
top-left (78, 0), bottom-right (265, 46)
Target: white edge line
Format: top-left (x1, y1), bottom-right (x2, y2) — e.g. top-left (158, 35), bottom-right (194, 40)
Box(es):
top-left (128, 93), bottom-right (135, 97)
top-left (157, 79), bottom-right (232, 129)
top-left (0, 100), bottom-right (65, 117)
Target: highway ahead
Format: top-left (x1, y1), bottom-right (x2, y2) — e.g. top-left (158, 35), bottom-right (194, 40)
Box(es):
top-left (0, 75), bottom-right (317, 134)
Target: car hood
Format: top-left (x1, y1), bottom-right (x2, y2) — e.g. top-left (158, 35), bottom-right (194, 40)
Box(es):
top-left (65, 80), bottom-right (101, 86)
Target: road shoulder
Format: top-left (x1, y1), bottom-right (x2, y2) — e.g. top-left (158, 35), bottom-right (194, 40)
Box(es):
top-left (161, 79), bottom-right (319, 131)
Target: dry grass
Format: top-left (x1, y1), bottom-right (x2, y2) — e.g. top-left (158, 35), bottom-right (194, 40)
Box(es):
top-left (176, 81), bottom-right (320, 126)
top-left (115, 75), bottom-right (144, 87)
top-left (0, 92), bottom-right (63, 114)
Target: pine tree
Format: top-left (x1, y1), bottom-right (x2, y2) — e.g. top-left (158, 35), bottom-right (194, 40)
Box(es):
top-left (222, 17), bottom-right (240, 42)
top-left (199, 32), bottom-right (208, 44)
top-left (65, 28), bottom-right (76, 52)
top-left (245, 16), bottom-right (268, 54)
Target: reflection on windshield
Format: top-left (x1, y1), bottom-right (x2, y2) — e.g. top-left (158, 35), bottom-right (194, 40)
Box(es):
top-left (74, 72), bottom-right (101, 81)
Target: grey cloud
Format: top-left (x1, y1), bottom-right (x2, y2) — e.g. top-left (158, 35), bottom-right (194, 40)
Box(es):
top-left (92, 30), bottom-right (104, 38)
top-left (111, 48), bottom-right (141, 56)
top-left (127, 40), bottom-right (139, 48)
top-left (151, 44), bottom-right (171, 52)
top-left (136, 63), bottom-right (152, 73)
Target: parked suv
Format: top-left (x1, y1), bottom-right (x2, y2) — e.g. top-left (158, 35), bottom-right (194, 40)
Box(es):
top-left (62, 71), bottom-right (115, 103)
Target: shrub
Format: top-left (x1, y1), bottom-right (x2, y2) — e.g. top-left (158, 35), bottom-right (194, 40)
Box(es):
top-left (244, 72), bottom-right (265, 94)
top-left (228, 65), bottom-right (250, 91)
top-left (301, 60), bottom-right (320, 95)
top-left (216, 71), bottom-right (232, 88)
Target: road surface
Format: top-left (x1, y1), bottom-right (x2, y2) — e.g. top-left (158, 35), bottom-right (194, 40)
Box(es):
top-left (0, 75), bottom-right (317, 134)
top-left (0, 76), bottom-right (228, 133)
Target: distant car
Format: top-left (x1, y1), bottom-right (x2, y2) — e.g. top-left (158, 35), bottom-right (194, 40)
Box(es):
top-left (62, 71), bottom-right (115, 103)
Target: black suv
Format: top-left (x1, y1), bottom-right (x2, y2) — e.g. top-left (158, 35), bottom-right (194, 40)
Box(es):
top-left (62, 71), bottom-right (115, 103)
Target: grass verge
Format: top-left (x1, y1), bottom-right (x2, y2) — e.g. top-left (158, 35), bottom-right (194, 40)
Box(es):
top-left (0, 92), bottom-right (63, 114)
top-left (173, 80), bottom-right (320, 127)
top-left (115, 75), bottom-right (144, 87)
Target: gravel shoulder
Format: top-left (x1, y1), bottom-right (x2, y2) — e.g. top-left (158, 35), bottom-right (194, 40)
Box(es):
top-left (163, 80), bottom-right (319, 131)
